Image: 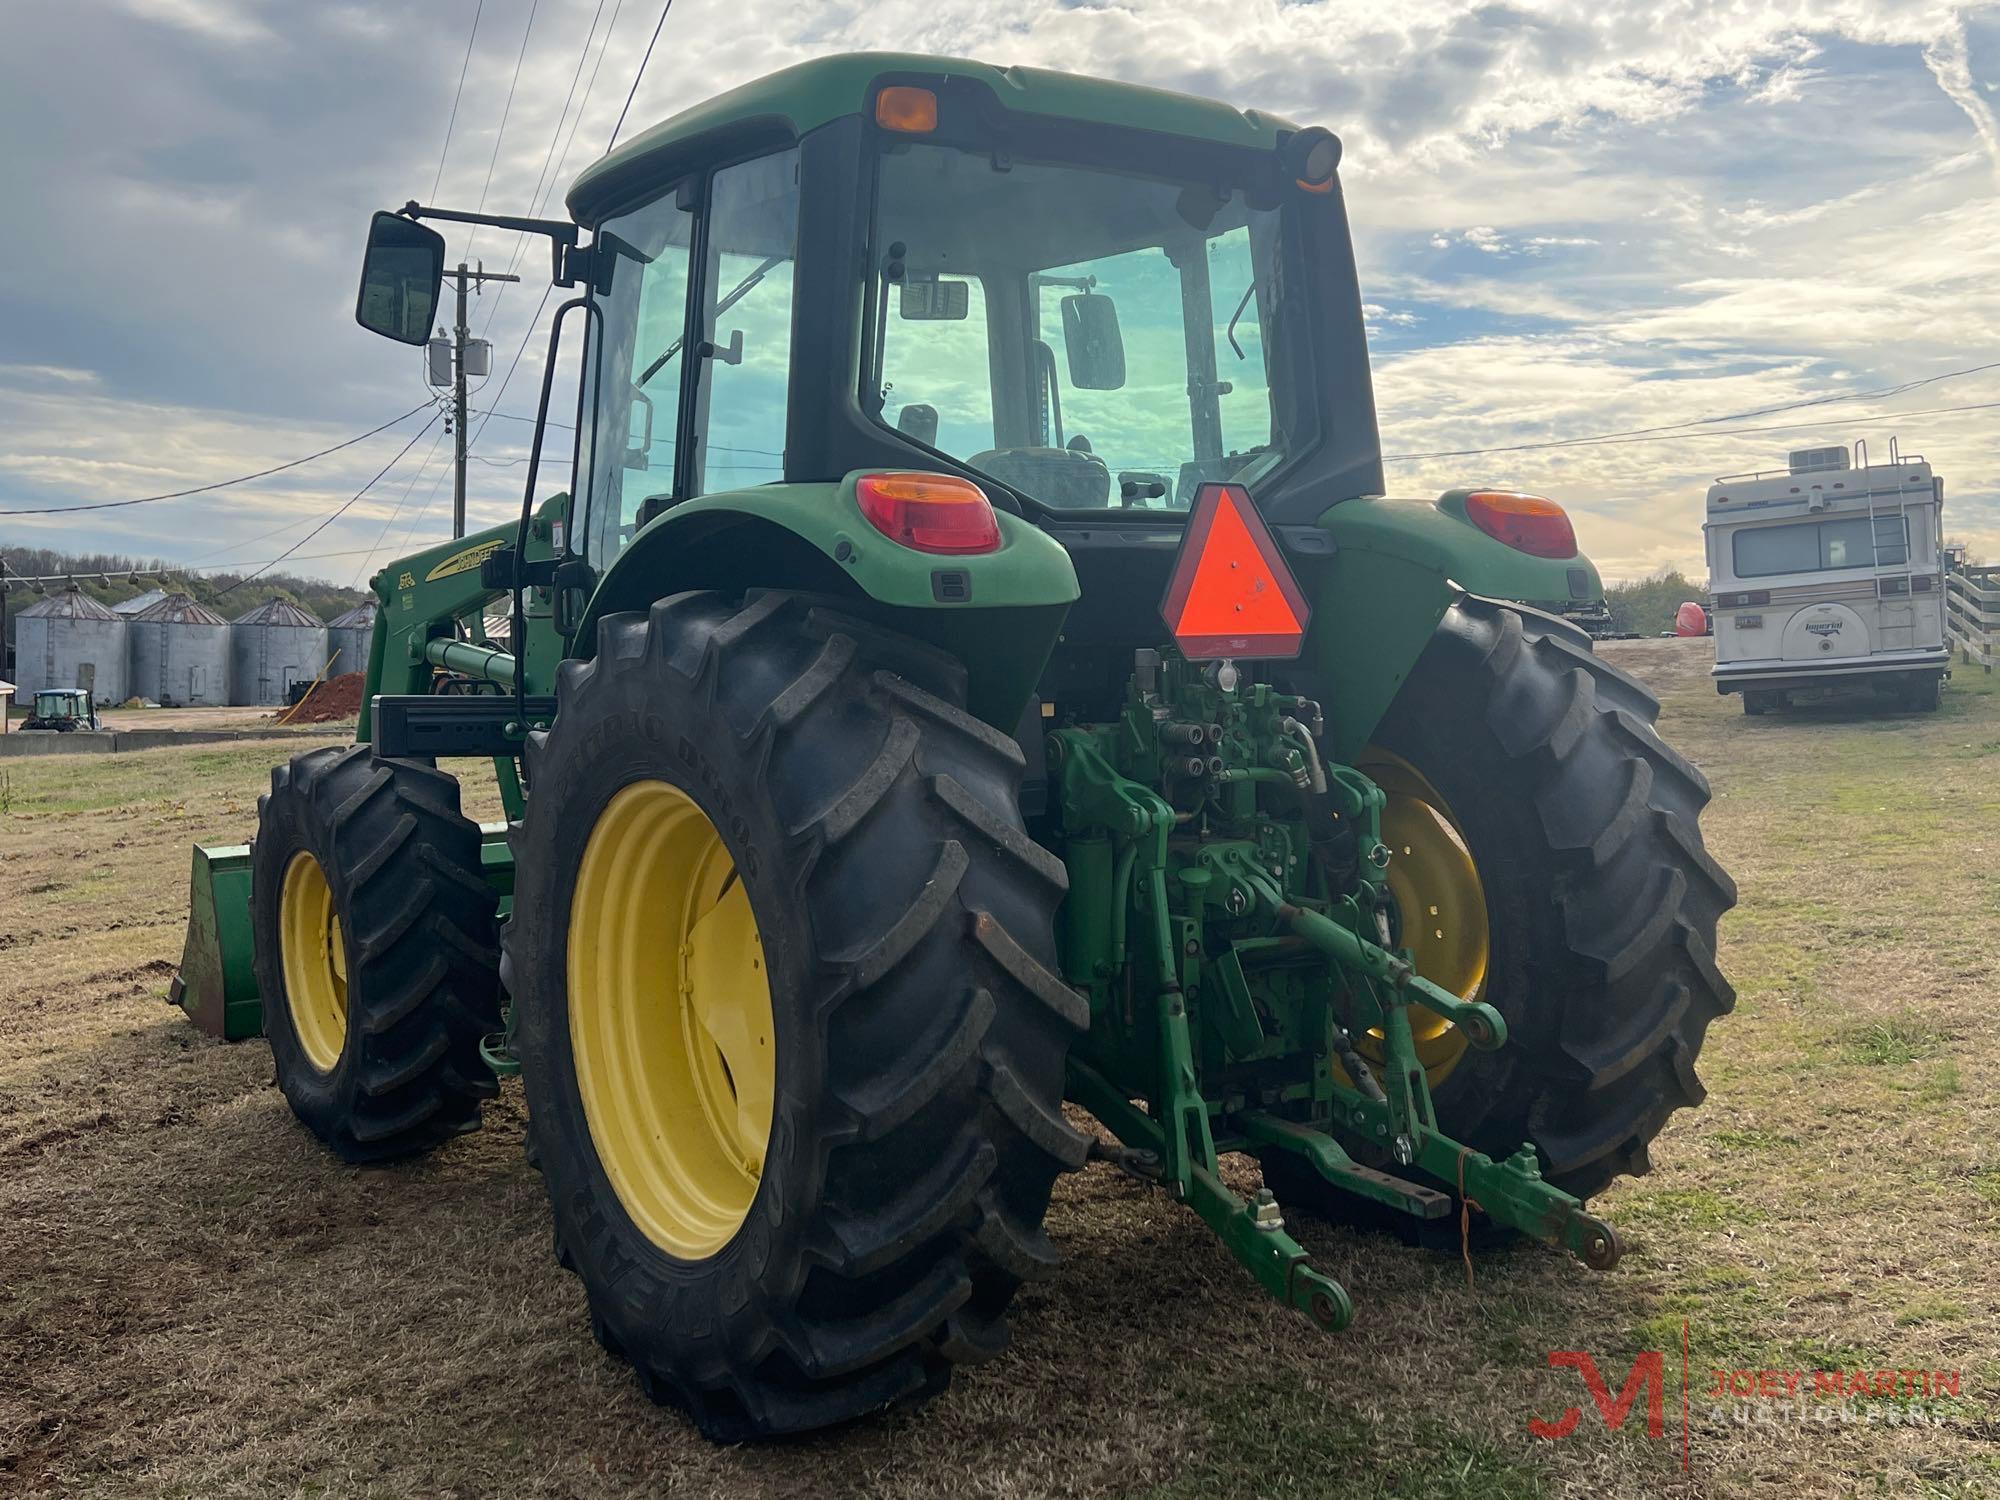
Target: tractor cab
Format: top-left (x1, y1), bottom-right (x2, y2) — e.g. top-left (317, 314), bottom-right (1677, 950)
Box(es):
top-left (24, 688), bottom-right (98, 732)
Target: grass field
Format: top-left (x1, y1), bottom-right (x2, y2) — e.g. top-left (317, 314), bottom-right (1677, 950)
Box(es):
top-left (3, 638), bottom-right (1998, 1498)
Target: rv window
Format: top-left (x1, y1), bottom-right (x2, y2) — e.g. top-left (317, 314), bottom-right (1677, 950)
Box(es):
top-left (1732, 515), bottom-right (1909, 578)
top-left (1734, 522), bottom-right (1818, 578)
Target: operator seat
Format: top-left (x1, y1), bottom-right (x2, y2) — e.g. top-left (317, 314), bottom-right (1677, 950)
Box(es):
top-left (968, 445), bottom-right (1111, 508)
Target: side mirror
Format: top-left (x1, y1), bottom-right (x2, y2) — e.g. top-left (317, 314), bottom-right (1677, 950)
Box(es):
top-left (355, 210), bottom-right (445, 345)
top-left (624, 388), bottom-right (654, 470)
top-left (900, 276), bottom-right (970, 320)
top-left (896, 403), bottom-right (940, 446)
top-left (1061, 293), bottom-right (1125, 390)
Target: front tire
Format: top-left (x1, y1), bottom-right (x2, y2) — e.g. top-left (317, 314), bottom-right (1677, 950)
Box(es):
top-left (1269, 599), bottom-right (1734, 1213)
top-left (252, 746), bottom-right (503, 1162)
top-left (507, 592), bottom-right (1087, 1441)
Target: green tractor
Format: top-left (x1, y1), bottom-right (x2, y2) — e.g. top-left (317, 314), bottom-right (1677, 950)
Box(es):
top-left (24, 688), bottom-right (100, 731)
top-left (175, 53), bottom-right (1733, 1441)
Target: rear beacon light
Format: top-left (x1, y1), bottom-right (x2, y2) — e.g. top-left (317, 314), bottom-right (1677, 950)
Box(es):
top-left (1283, 126), bottom-right (1342, 193)
top-left (1160, 482), bottom-right (1312, 659)
top-left (855, 472), bottom-right (1001, 555)
top-left (1463, 490), bottom-right (1577, 559)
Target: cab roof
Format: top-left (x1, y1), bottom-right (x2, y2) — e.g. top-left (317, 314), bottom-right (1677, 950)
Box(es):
top-left (566, 51), bottom-right (1301, 224)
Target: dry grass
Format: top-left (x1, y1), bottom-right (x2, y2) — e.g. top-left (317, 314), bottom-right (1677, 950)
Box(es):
top-left (3, 642), bottom-right (1998, 1497)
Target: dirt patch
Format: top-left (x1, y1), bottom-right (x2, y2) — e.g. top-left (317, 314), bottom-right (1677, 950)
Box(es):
top-left (274, 672), bottom-right (363, 725)
top-left (2, 666), bottom-right (1997, 1497)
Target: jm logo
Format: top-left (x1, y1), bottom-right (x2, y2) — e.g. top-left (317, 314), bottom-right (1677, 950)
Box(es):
top-left (1529, 1351), bottom-right (1668, 1441)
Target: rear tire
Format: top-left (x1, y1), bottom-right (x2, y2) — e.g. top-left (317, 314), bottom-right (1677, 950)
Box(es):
top-left (507, 591), bottom-right (1086, 1441)
top-left (1901, 673), bottom-right (1942, 712)
top-left (1267, 599), bottom-right (1734, 1214)
top-left (252, 746), bottom-right (503, 1162)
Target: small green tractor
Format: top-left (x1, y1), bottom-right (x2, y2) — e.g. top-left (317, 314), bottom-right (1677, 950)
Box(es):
top-left (24, 688), bottom-right (100, 732)
top-left (174, 54), bottom-right (1734, 1441)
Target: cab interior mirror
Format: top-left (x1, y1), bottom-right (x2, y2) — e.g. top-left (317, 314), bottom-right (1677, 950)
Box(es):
top-left (356, 211), bottom-right (446, 345)
top-left (1061, 292), bottom-right (1125, 390)
top-left (899, 276), bottom-right (970, 320)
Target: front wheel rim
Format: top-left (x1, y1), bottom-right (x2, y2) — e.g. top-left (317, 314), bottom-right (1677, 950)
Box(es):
top-left (279, 851), bottom-right (349, 1073)
top-left (568, 779), bottom-right (776, 1260)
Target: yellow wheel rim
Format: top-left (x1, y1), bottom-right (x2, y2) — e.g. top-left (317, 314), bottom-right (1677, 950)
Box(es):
top-left (1353, 749), bottom-right (1490, 1087)
top-left (568, 780), bottom-right (775, 1260)
top-left (279, 851), bottom-right (349, 1073)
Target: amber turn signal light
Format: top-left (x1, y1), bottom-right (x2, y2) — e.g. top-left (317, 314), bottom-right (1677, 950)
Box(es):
top-left (875, 86), bottom-right (938, 134)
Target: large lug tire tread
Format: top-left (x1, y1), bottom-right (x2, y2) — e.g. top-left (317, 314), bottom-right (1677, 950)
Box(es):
top-left (1272, 598), bottom-right (1735, 1216)
top-left (252, 745), bottom-right (503, 1163)
top-left (506, 590), bottom-right (1085, 1442)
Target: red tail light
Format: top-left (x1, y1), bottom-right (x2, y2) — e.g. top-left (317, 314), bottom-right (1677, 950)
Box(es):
top-left (855, 472), bottom-right (1001, 555)
top-left (1463, 490), bottom-right (1577, 559)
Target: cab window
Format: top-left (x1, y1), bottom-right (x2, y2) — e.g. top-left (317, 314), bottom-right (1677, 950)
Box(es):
top-left (691, 149), bottom-right (800, 496)
top-left (578, 186), bottom-right (695, 563)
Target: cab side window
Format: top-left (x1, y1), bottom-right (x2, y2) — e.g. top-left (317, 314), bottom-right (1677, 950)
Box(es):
top-left (692, 149), bottom-right (800, 495)
top-left (580, 187), bottom-right (694, 563)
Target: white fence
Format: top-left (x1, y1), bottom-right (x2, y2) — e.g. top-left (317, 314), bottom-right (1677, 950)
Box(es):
top-left (1946, 563), bottom-right (2000, 672)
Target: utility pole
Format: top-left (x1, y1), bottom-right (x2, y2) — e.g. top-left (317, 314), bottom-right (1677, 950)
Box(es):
top-left (435, 262), bottom-right (520, 540)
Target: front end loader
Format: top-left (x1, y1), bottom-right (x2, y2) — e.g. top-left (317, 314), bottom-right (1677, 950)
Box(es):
top-left (174, 53), bottom-right (1734, 1441)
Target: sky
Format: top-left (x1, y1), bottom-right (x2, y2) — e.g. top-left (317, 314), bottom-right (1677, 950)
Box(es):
top-left (1, 0), bottom-right (1997, 588)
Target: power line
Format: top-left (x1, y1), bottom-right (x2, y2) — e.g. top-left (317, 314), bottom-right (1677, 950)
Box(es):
top-left (0, 404), bottom-right (434, 516)
top-left (465, 283), bottom-right (555, 457)
top-left (218, 410), bottom-right (444, 595)
top-left (394, 459), bottom-right (458, 563)
top-left (1384, 400), bottom-right (2000, 464)
top-left (512, 0), bottom-right (606, 255)
top-left (352, 422), bottom-right (453, 585)
top-left (541, 0), bottom-right (625, 218)
top-left (466, 0), bottom-right (541, 261)
top-left (480, 0), bottom-right (620, 339)
top-left (464, 2), bottom-right (671, 478)
top-left (610, 0), bottom-right (673, 149)
top-left (1383, 359), bottom-right (2000, 462)
top-left (3, 546), bottom-right (407, 588)
top-left (431, 0), bottom-right (484, 201)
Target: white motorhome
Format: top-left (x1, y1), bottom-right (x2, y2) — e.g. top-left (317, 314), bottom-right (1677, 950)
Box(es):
top-left (1704, 443), bottom-right (1947, 713)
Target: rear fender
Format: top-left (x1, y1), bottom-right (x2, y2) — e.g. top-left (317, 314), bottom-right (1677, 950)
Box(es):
top-left (1304, 492), bottom-right (1603, 760)
top-left (575, 477), bottom-right (1079, 730)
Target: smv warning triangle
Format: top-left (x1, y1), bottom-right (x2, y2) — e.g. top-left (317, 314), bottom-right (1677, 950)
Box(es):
top-left (1159, 482), bottom-right (1312, 659)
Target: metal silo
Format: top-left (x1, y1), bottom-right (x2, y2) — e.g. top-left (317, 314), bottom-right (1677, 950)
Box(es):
top-left (129, 593), bottom-right (231, 706)
top-left (15, 588), bottom-right (129, 702)
top-left (230, 599), bottom-right (329, 705)
top-left (324, 600), bottom-right (378, 680)
top-left (112, 587), bottom-right (168, 617)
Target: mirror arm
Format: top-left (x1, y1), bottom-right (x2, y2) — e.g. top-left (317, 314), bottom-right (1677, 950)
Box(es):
top-left (400, 201), bottom-right (591, 286)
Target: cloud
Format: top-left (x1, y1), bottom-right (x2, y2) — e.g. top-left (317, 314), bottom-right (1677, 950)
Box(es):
top-left (1923, 16), bottom-right (2000, 184)
top-left (0, 0), bottom-right (1996, 585)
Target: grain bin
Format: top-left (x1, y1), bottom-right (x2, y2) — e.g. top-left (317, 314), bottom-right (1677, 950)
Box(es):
top-left (113, 587), bottom-right (168, 617)
top-left (230, 599), bottom-right (328, 705)
top-left (15, 588), bottom-right (128, 702)
top-left (130, 593), bottom-right (231, 706)
top-left (325, 601), bottom-right (378, 681)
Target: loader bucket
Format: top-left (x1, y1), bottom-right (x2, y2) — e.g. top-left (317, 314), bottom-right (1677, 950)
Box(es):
top-left (169, 842), bottom-right (260, 1040)
top-left (168, 824), bottom-right (516, 1042)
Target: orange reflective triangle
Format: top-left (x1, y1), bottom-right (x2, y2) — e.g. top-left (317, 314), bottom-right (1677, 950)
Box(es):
top-left (1160, 482), bottom-right (1312, 659)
